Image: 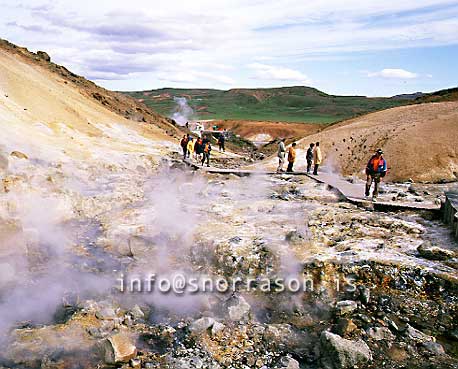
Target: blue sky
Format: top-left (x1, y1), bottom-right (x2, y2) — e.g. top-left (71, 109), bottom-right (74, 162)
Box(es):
top-left (1, 0), bottom-right (457, 96)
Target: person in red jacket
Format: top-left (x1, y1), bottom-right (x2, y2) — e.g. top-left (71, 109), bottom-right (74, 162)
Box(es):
top-left (365, 148), bottom-right (387, 201)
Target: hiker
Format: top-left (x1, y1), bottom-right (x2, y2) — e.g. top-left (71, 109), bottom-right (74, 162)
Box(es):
top-left (218, 133), bottom-right (225, 152)
top-left (287, 143), bottom-right (297, 173)
top-left (185, 121), bottom-right (189, 129)
top-left (306, 143), bottom-right (315, 173)
top-left (187, 137), bottom-right (194, 160)
top-left (180, 134), bottom-right (189, 159)
top-left (365, 148), bottom-right (387, 201)
top-left (277, 138), bottom-right (286, 172)
top-left (202, 141), bottom-right (212, 167)
top-left (194, 137), bottom-right (204, 161)
top-left (313, 142), bottom-right (322, 175)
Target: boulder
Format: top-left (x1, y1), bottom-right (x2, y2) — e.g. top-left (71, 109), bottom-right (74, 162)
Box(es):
top-left (104, 333), bottom-right (137, 364)
top-left (320, 331), bottom-right (372, 369)
top-left (417, 242), bottom-right (455, 261)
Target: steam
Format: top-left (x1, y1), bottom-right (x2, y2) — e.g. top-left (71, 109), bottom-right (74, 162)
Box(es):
top-left (170, 97), bottom-right (194, 126)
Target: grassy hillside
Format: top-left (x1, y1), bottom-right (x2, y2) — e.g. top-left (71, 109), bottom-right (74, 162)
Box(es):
top-left (413, 87), bottom-right (458, 103)
top-left (122, 87), bottom-right (409, 124)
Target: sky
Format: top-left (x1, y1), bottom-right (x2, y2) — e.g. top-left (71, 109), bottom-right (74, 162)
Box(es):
top-left (1, 0), bottom-right (457, 96)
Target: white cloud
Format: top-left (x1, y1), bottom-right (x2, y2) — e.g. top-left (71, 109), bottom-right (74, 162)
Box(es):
top-left (248, 63), bottom-right (312, 84)
top-left (367, 68), bottom-right (418, 79)
top-left (0, 0), bottom-right (455, 91)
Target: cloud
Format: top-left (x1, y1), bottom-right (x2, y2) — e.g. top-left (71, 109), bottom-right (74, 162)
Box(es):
top-left (6, 21), bottom-right (54, 34)
top-left (248, 63), bottom-right (312, 84)
top-left (0, 0), bottom-right (456, 91)
top-left (367, 68), bottom-right (418, 79)
top-left (157, 70), bottom-right (235, 85)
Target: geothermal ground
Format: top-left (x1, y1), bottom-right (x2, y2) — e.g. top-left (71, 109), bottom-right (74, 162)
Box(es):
top-left (0, 147), bottom-right (457, 368)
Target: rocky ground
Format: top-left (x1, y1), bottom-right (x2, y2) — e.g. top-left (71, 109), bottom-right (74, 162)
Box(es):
top-left (1, 150), bottom-right (457, 368)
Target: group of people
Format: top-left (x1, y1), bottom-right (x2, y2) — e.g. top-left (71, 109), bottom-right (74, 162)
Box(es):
top-left (277, 139), bottom-right (322, 175)
top-left (277, 140), bottom-right (387, 200)
top-left (180, 134), bottom-right (212, 167)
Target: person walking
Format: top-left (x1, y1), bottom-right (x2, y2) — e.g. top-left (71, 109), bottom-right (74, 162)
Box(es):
top-left (187, 137), bottom-right (194, 160)
top-left (277, 138), bottom-right (286, 172)
top-left (202, 141), bottom-right (212, 167)
top-left (194, 137), bottom-right (203, 162)
top-left (287, 143), bottom-right (297, 173)
top-left (218, 133), bottom-right (226, 152)
top-left (365, 148), bottom-right (387, 201)
top-left (313, 142), bottom-right (322, 175)
top-left (180, 135), bottom-right (189, 159)
top-left (306, 143), bottom-right (315, 173)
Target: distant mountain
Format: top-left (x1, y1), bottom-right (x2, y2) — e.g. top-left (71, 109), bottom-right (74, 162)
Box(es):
top-left (122, 87), bottom-right (409, 124)
top-left (390, 92), bottom-right (426, 100)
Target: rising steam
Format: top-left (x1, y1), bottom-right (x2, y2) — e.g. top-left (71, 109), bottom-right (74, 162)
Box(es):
top-left (171, 97), bottom-right (194, 126)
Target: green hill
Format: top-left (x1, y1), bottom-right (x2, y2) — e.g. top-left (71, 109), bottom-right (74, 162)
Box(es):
top-left (413, 87), bottom-right (458, 104)
top-left (122, 87), bottom-right (409, 124)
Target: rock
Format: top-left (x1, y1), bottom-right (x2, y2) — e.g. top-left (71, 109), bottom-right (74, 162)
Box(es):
top-left (422, 341), bottom-right (445, 355)
top-left (130, 358), bottom-right (142, 369)
top-left (336, 300), bottom-right (358, 315)
top-left (189, 317), bottom-right (215, 334)
top-left (358, 286), bottom-right (370, 305)
top-left (37, 50), bottom-right (51, 62)
top-left (335, 319), bottom-right (358, 337)
top-left (366, 327), bottom-right (395, 341)
top-left (129, 236), bottom-right (153, 258)
top-left (130, 305), bottom-right (145, 320)
top-left (405, 324), bottom-right (435, 343)
top-left (211, 321), bottom-right (225, 336)
top-left (228, 296), bottom-right (251, 321)
top-left (96, 307), bottom-right (117, 320)
top-left (264, 324), bottom-right (311, 357)
top-left (104, 333), bottom-right (137, 364)
top-left (10, 151), bottom-right (28, 160)
top-left (285, 230), bottom-right (306, 244)
top-left (320, 331), bottom-right (372, 369)
top-left (417, 242), bottom-right (455, 261)
top-left (277, 356), bottom-right (300, 369)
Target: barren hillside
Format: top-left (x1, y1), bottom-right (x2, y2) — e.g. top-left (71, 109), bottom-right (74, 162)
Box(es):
top-left (263, 102), bottom-right (458, 182)
top-left (0, 40), bottom-right (180, 167)
top-left (0, 38), bottom-right (180, 138)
